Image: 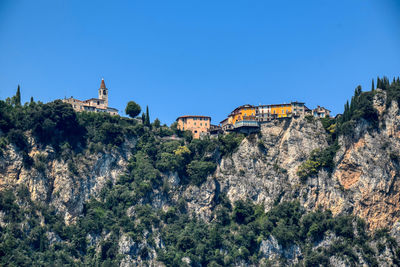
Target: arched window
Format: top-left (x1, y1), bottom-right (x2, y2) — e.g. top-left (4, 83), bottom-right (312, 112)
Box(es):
top-left (103, 90), bottom-right (107, 95)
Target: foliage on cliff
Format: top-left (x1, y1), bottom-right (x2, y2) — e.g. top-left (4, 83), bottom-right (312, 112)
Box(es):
top-left (2, 78), bottom-right (400, 266)
top-left (1, 186), bottom-right (398, 266)
top-left (298, 76), bottom-right (400, 181)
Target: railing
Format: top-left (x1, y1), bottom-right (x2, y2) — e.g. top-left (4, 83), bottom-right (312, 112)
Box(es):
top-left (234, 120), bottom-right (259, 128)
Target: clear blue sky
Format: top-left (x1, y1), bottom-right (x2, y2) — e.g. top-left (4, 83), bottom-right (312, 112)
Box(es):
top-left (0, 0), bottom-right (399, 125)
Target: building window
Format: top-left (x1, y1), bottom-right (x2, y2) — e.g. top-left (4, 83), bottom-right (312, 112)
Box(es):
top-left (194, 122), bottom-right (196, 125)
top-left (200, 123), bottom-right (202, 126)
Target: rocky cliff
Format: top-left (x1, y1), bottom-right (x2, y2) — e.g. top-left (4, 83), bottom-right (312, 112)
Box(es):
top-left (0, 138), bottom-right (135, 224)
top-left (1, 89), bottom-right (400, 266)
top-left (184, 89), bottom-right (400, 232)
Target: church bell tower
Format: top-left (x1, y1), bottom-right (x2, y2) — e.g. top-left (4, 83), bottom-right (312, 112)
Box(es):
top-left (98, 78), bottom-right (108, 107)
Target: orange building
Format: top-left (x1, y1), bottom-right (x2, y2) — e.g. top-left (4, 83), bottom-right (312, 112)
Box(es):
top-left (228, 104), bottom-right (256, 125)
top-left (176, 115), bottom-right (211, 139)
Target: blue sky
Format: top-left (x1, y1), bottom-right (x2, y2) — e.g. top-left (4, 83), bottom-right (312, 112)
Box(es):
top-left (0, 0), bottom-right (399, 125)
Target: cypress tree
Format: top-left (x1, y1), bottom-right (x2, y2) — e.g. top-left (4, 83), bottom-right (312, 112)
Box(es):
top-left (383, 76), bottom-right (389, 90)
top-left (371, 79), bottom-right (375, 91)
top-left (141, 113), bottom-right (145, 124)
top-left (145, 106), bottom-right (150, 126)
top-left (15, 85), bottom-right (21, 106)
top-left (355, 85), bottom-right (362, 97)
top-left (377, 77), bottom-right (381, 89)
top-left (343, 100), bottom-right (350, 122)
top-left (30, 96), bottom-right (34, 103)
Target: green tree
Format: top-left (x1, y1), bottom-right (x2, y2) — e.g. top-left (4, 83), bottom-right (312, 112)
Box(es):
top-left (153, 118), bottom-right (161, 128)
top-left (141, 113), bottom-right (146, 124)
top-left (12, 85), bottom-right (21, 106)
top-left (125, 101), bottom-right (141, 118)
top-left (186, 160), bottom-right (216, 185)
top-left (145, 105), bottom-right (150, 126)
top-left (371, 79), bottom-right (375, 91)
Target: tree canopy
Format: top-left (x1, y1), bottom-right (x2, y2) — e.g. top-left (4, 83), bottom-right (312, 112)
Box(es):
top-left (125, 101), bottom-right (141, 118)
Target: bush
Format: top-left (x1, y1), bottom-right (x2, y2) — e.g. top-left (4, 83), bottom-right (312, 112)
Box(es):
top-left (186, 160), bottom-right (216, 186)
top-left (7, 129), bottom-right (29, 152)
top-left (218, 133), bottom-right (245, 156)
top-left (33, 153), bottom-right (47, 173)
top-left (297, 143), bottom-right (339, 181)
top-left (232, 200), bottom-right (255, 224)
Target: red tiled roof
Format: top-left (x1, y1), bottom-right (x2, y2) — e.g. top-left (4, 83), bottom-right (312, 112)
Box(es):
top-left (176, 115), bottom-right (211, 121)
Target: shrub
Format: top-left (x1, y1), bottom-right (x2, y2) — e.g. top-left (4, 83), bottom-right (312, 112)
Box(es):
top-left (297, 143), bottom-right (339, 181)
top-left (33, 153), bottom-right (47, 173)
top-left (7, 129), bottom-right (29, 152)
top-left (217, 133), bottom-right (245, 156)
top-left (232, 200), bottom-right (255, 224)
top-left (186, 160), bottom-right (216, 186)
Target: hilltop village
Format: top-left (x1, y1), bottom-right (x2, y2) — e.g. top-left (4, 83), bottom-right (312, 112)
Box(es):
top-left (177, 102), bottom-right (331, 139)
top-left (63, 78), bottom-right (331, 139)
top-left (62, 79), bottom-right (118, 115)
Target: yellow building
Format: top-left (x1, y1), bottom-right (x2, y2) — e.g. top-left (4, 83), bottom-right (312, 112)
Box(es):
top-left (269, 103), bottom-right (292, 118)
top-left (176, 115), bottom-right (211, 139)
top-left (257, 102), bottom-right (305, 120)
top-left (228, 104), bottom-right (256, 125)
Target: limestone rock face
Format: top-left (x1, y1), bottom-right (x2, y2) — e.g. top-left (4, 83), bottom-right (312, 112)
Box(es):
top-left (1, 90), bottom-right (400, 265)
top-left (0, 140), bottom-right (135, 224)
top-left (259, 235), bottom-right (301, 263)
top-left (184, 90), bottom-right (400, 232)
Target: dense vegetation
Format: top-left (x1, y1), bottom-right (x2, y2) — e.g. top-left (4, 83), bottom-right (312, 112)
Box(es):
top-left (1, 78), bottom-right (400, 266)
top-left (297, 76), bottom-right (400, 181)
top-left (1, 186), bottom-right (398, 266)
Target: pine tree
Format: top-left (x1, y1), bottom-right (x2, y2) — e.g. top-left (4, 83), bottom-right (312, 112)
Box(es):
top-left (371, 79), bottom-right (375, 91)
top-left (145, 106), bottom-right (150, 126)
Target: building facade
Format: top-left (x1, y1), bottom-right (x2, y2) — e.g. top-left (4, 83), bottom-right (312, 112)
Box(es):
top-left (176, 115), bottom-right (211, 139)
top-left (228, 104), bottom-right (257, 125)
top-left (255, 102), bottom-right (306, 121)
top-left (312, 106), bottom-right (331, 118)
top-left (62, 79), bottom-right (118, 116)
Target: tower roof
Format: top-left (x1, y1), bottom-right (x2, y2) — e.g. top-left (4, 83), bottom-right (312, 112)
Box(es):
top-left (100, 78), bottom-right (106, 89)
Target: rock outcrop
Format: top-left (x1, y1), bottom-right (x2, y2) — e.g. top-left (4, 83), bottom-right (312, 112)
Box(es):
top-left (183, 90), bottom-right (400, 233)
top-left (1, 90), bottom-right (400, 265)
top-left (0, 140), bottom-right (135, 224)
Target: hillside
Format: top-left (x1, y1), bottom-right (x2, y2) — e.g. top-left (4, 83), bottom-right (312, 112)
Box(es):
top-left (1, 78), bottom-right (400, 266)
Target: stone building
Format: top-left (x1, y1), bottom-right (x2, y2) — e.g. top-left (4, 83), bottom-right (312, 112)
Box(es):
top-left (62, 78), bottom-right (118, 115)
top-left (176, 115), bottom-right (211, 139)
